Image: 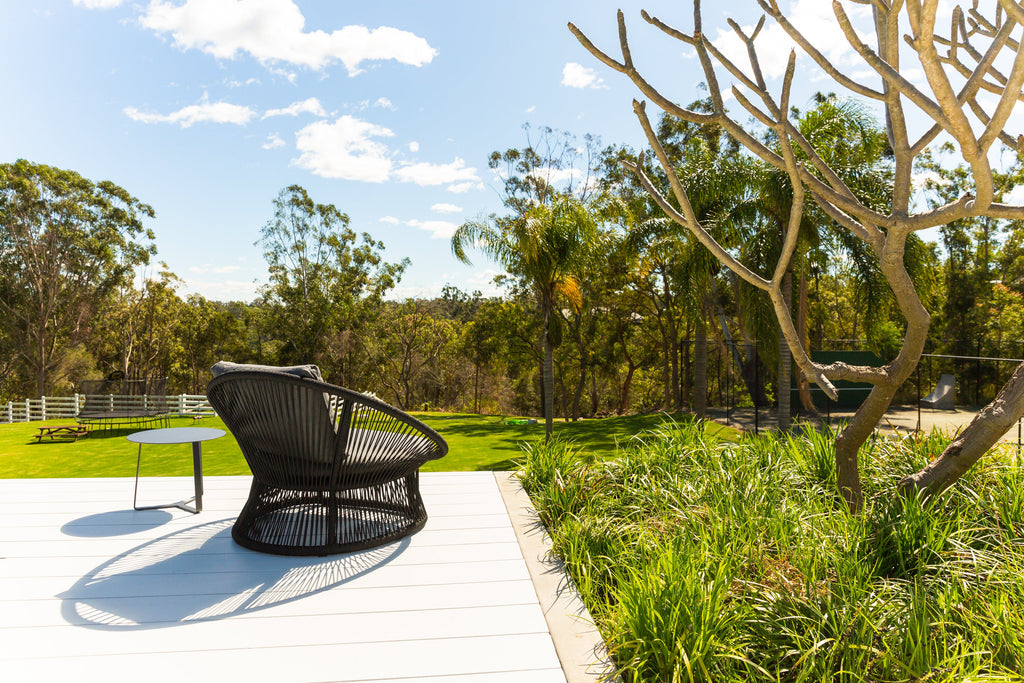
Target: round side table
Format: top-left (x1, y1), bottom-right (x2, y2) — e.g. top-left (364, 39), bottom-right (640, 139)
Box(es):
top-left (128, 427), bottom-right (225, 513)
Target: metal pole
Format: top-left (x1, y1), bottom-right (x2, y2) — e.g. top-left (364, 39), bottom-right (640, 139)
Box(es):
top-left (754, 342), bottom-right (759, 435)
top-left (976, 338), bottom-right (981, 406)
top-left (717, 348), bottom-right (722, 408)
top-left (726, 341), bottom-right (732, 426)
top-left (916, 364), bottom-right (921, 432)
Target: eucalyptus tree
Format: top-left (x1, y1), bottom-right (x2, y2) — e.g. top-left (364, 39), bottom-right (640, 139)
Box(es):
top-left (258, 185), bottom-right (406, 380)
top-left (462, 298), bottom-right (506, 413)
top-left (95, 268), bottom-right (184, 383)
top-left (362, 300), bottom-right (460, 410)
top-left (176, 295), bottom-right (250, 393)
top-left (572, 1), bottom-right (1024, 509)
top-left (0, 160), bottom-right (155, 396)
top-left (917, 142), bottom-right (1017, 360)
top-left (452, 192), bottom-right (597, 438)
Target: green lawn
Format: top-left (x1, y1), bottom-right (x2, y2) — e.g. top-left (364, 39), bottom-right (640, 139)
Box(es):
top-left (0, 412), bottom-right (736, 479)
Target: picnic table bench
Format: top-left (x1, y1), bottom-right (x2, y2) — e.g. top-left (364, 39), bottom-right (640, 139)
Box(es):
top-left (36, 425), bottom-right (90, 443)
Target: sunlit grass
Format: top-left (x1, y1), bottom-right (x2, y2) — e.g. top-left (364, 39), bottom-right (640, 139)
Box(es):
top-left (0, 410), bottom-right (737, 478)
top-left (518, 424), bottom-right (1024, 682)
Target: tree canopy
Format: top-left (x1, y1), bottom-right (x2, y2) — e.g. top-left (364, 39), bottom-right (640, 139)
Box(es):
top-left (0, 159), bottom-right (155, 396)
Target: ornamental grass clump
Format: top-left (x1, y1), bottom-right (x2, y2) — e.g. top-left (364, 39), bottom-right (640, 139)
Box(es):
top-left (517, 418), bottom-right (1024, 682)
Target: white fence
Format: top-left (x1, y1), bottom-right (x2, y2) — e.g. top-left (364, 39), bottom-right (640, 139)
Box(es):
top-left (0, 394), bottom-right (215, 424)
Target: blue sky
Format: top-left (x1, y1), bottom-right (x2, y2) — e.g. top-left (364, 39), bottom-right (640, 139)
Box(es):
top-left (1, 1), bottom-right (965, 302)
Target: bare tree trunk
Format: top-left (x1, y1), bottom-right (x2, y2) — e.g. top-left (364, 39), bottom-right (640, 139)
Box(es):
top-left (474, 363), bottom-right (479, 414)
top-left (694, 318), bottom-right (707, 417)
top-left (619, 336), bottom-right (638, 414)
top-left (797, 264), bottom-right (817, 413)
top-left (571, 365), bottom-right (585, 421)
top-left (661, 335), bottom-right (671, 410)
top-left (544, 326), bottom-right (554, 440)
top-left (682, 321), bottom-right (693, 411)
top-left (901, 361), bottom-right (1024, 498)
top-left (778, 271), bottom-right (793, 433)
top-left (620, 365), bottom-right (636, 414)
top-left (668, 321), bottom-right (680, 411)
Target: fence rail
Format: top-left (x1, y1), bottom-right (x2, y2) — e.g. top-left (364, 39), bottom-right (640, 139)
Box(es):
top-left (0, 394), bottom-right (215, 424)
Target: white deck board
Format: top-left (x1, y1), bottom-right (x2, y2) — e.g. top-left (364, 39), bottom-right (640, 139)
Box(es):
top-left (0, 473), bottom-right (571, 682)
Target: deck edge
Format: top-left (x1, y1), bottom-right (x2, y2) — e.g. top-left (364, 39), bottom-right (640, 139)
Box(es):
top-left (493, 471), bottom-right (618, 683)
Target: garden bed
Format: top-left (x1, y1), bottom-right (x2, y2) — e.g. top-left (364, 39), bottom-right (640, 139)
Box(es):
top-left (518, 420), bottom-right (1024, 681)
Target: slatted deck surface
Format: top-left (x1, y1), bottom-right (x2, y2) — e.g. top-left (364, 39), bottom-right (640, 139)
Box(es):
top-left (0, 473), bottom-right (569, 682)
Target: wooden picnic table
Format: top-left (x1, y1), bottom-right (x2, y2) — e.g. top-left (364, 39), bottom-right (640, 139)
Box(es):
top-left (35, 425), bottom-right (90, 443)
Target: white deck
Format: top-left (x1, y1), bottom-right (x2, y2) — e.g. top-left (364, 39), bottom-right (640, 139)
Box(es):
top-left (0, 473), bottom-right (581, 682)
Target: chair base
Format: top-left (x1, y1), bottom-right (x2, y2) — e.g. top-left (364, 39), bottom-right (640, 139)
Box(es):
top-left (231, 473), bottom-right (427, 556)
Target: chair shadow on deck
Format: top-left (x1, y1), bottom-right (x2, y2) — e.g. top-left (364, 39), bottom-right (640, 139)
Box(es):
top-left (59, 517), bottom-right (409, 630)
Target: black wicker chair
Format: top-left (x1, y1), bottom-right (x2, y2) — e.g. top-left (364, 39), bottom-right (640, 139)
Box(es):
top-left (206, 366), bottom-right (448, 556)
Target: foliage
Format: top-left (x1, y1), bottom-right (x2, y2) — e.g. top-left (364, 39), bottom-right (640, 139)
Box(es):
top-left (0, 159), bottom-right (155, 397)
top-left (453, 132), bottom-right (600, 437)
top-left (519, 425), bottom-right (1024, 681)
top-left (257, 185), bottom-right (407, 379)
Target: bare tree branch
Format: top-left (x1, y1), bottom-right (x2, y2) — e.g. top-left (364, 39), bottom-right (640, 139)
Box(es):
top-left (833, 0), bottom-right (952, 131)
top-left (757, 0), bottom-right (887, 100)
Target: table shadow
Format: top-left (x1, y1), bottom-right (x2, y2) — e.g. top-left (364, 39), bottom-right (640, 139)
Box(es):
top-left (61, 509), bottom-right (174, 537)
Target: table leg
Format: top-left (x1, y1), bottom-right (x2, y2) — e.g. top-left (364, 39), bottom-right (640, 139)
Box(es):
top-left (192, 440), bottom-right (204, 513)
top-left (133, 441), bottom-right (200, 514)
top-left (133, 443), bottom-right (144, 510)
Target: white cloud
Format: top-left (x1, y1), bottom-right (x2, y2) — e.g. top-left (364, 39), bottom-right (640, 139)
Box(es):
top-left (190, 264), bottom-right (242, 274)
top-left (712, 0), bottom-right (872, 80)
top-left (378, 216), bottom-right (460, 239)
top-left (562, 62), bottom-right (605, 89)
top-left (447, 181), bottom-right (483, 194)
top-left (912, 170), bottom-right (951, 192)
top-left (431, 203), bottom-right (463, 214)
top-left (289, 117), bottom-right (483, 188)
top-left (73, 0), bottom-right (125, 8)
top-left (529, 166), bottom-right (582, 187)
top-left (406, 219), bottom-right (458, 239)
top-left (183, 278), bottom-right (260, 301)
top-left (226, 77), bottom-right (261, 88)
top-left (394, 157), bottom-right (479, 186)
top-left (263, 97), bottom-right (326, 118)
top-left (262, 133), bottom-right (285, 149)
top-left (525, 105), bottom-right (536, 113)
top-left (123, 98), bottom-right (256, 127)
top-left (293, 116), bottom-right (394, 182)
top-left (408, 141), bottom-right (419, 152)
top-left (141, 0), bottom-right (437, 75)
top-left (460, 268), bottom-right (504, 297)
top-left (1004, 183), bottom-right (1024, 206)
top-left (351, 97), bottom-right (398, 112)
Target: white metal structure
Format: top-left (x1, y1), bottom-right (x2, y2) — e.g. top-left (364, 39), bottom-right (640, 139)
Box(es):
top-left (0, 393), bottom-right (215, 423)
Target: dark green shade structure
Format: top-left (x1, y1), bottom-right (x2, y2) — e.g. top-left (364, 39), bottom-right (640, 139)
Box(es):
top-left (207, 368), bottom-right (448, 556)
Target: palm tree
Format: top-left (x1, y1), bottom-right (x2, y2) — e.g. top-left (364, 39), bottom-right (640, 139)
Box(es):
top-left (725, 94), bottom-right (894, 430)
top-left (618, 105), bottom-right (753, 416)
top-left (452, 192), bottom-right (596, 439)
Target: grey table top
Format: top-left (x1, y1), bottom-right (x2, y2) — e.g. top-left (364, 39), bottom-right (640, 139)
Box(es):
top-left (126, 427), bottom-right (226, 445)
